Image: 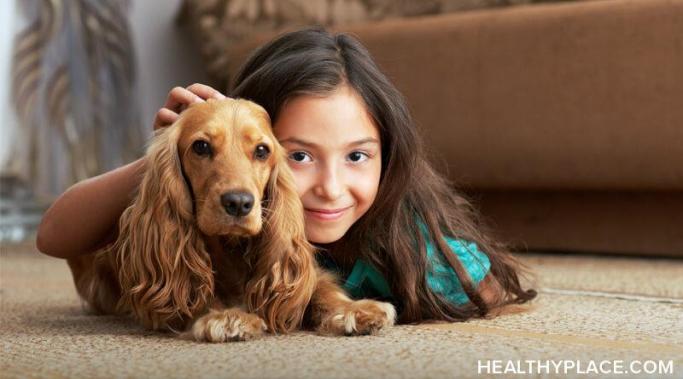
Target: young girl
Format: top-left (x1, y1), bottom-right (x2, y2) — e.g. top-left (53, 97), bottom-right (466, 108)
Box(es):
top-left (37, 27), bottom-right (535, 323)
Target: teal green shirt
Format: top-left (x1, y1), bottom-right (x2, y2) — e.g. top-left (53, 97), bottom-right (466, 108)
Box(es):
top-left (315, 227), bottom-right (491, 306)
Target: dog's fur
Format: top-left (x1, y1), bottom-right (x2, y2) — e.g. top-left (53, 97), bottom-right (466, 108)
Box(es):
top-left (66, 98), bottom-right (395, 342)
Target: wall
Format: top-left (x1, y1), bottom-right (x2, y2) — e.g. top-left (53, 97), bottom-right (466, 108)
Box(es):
top-left (129, 0), bottom-right (208, 133)
top-left (0, 1), bottom-right (19, 171)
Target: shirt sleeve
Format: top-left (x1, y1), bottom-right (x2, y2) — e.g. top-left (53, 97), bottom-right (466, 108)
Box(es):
top-left (424, 235), bottom-right (492, 305)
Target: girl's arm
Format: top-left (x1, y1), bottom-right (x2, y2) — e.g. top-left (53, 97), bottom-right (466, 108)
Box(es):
top-left (36, 84), bottom-right (225, 259)
top-left (36, 158), bottom-right (146, 258)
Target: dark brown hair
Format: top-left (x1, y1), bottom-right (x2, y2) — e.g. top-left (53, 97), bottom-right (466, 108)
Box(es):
top-left (231, 27), bottom-right (536, 323)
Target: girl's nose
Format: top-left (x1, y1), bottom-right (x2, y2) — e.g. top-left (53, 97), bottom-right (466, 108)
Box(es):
top-left (314, 163), bottom-right (343, 201)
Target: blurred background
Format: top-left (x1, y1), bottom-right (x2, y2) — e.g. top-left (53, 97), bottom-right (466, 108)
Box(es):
top-left (0, 0), bottom-right (566, 244)
top-left (2, 0), bottom-right (681, 258)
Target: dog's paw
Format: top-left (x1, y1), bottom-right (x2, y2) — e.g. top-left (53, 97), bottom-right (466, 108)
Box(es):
top-left (190, 308), bottom-right (267, 342)
top-left (319, 299), bottom-right (396, 336)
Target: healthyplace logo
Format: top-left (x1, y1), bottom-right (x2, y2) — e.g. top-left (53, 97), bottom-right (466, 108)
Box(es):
top-left (477, 360), bottom-right (674, 375)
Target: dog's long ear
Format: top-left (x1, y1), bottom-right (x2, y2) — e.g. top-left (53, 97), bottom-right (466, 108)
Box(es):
top-left (113, 124), bottom-right (213, 331)
top-left (245, 149), bottom-right (317, 333)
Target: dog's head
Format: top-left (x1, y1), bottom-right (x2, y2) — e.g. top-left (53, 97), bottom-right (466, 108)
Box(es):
top-left (114, 98), bottom-right (316, 332)
top-left (174, 98), bottom-right (279, 237)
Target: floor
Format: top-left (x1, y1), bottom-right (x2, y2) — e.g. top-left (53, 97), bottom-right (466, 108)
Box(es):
top-left (1, 242), bottom-right (682, 379)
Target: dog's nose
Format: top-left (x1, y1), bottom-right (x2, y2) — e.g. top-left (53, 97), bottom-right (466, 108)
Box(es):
top-left (221, 191), bottom-right (254, 217)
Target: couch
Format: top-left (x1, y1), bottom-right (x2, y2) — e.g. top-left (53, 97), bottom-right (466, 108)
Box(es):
top-left (182, 0), bottom-right (683, 257)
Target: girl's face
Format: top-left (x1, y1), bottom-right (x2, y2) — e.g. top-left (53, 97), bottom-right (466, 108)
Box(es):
top-left (274, 85), bottom-right (382, 244)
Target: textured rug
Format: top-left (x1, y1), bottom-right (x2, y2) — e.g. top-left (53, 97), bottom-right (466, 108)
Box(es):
top-left (1, 242), bottom-right (682, 379)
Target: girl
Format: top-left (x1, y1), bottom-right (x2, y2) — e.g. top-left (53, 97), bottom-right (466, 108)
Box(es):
top-left (37, 27), bottom-right (536, 323)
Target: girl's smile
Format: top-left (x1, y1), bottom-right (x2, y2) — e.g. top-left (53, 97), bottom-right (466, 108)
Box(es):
top-left (304, 205), bottom-right (354, 221)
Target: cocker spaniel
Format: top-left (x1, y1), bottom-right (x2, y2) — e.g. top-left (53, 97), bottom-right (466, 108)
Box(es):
top-left (66, 98), bottom-right (395, 342)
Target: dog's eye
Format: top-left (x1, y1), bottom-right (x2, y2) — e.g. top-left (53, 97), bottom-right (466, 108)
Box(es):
top-left (192, 140), bottom-right (212, 156)
top-left (254, 144), bottom-right (270, 160)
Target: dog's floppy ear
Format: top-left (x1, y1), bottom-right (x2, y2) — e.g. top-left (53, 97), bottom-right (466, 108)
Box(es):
top-left (113, 124), bottom-right (213, 330)
top-left (245, 147), bottom-right (317, 333)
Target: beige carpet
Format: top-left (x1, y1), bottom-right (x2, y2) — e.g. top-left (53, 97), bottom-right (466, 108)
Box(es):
top-left (1, 242), bottom-right (682, 379)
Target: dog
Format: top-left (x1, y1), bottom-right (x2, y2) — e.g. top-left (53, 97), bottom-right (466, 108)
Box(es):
top-left (66, 98), bottom-right (395, 342)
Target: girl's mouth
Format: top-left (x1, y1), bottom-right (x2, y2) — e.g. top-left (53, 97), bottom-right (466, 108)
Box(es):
top-left (304, 206), bottom-right (352, 221)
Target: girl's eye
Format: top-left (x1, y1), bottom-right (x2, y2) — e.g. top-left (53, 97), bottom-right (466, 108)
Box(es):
top-left (289, 151), bottom-right (312, 163)
top-left (347, 151), bottom-right (369, 163)
top-left (254, 144), bottom-right (270, 160)
top-left (192, 140), bottom-right (212, 156)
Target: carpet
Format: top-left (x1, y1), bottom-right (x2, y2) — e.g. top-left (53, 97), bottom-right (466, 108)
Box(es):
top-left (1, 242), bottom-right (682, 379)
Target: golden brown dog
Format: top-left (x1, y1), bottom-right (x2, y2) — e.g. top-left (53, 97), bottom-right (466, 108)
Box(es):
top-left (66, 98), bottom-right (395, 342)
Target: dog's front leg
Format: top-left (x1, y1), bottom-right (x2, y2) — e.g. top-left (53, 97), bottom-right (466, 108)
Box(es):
top-left (308, 269), bottom-right (396, 336)
top-left (186, 301), bottom-right (267, 342)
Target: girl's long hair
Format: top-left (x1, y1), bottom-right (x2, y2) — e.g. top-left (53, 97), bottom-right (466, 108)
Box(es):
top-left (231, 27), bottom-right (536, 322)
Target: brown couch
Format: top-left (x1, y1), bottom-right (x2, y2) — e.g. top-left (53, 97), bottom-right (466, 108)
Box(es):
top-left (189, 0), bottom-right (683, 257)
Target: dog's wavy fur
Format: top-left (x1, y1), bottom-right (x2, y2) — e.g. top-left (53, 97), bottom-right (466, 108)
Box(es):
top-left (67, 98), bottom-right (395, 341)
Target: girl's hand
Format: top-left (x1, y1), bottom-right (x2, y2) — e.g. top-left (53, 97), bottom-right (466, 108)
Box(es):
top-left (153, 83), bottom-right (226, 130)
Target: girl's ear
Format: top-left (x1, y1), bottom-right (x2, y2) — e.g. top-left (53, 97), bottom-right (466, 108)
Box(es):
top-left (114, 125), bottom-right (213, 330)
top-left (244, 152), bottom-right (317, 333)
